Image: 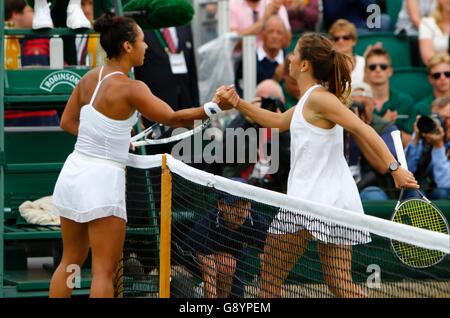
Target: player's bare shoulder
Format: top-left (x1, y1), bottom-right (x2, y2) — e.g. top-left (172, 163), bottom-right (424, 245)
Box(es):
top-left (307, 86), bottom-right (340, 112)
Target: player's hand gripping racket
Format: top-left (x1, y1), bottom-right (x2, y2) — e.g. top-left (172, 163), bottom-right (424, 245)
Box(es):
top-left (130, 119), bottom-right (211, 147)
top-left (390, 130), bottom-right (449, 268)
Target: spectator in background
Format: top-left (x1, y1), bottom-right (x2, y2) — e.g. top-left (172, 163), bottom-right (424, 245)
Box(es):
top-left (364, 47), bottom-right (416, 146)
top-left (220, 79), bottom-right (286, 179)
top-left (322, 0), bottom-right (392, 34)
top-left (235, 15), bottom-right (286, 93)
top-left (182, 178), bottom-right (269, 298)
top-left (405, 96), bottom-right (450, 200)
top-left (414, 52), bottom-right (450, 116)
top-left (257, 15), bottom-right (286, 83)
top-left (133, 25), bottom-right (200, 155)
top-left (230, 0), bottom-right (292, 51)
top-left (328, 19), bottom-right (365, 84)
top-left (4, 0), bottom-right (60, 126)
top-left (419, 0), bottom-right (450, 66)
top-left (395, 0), bottom-right (436, 35)
top-left (394, 0), bottom-right (436, 67)
top-left (284, 0), bottom-right (320, 33)
top-left (347, 82), bottom-right (399, 200)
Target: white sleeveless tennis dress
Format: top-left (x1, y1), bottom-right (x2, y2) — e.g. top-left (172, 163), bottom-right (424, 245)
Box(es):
top-left (52, 67), bottom-right (138, 223)
top-left (269, 84), bottom-right (371, 245)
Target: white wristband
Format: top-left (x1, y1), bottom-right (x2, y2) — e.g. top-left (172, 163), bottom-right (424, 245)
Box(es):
top-left (203, 102), bottom-right (223, 118)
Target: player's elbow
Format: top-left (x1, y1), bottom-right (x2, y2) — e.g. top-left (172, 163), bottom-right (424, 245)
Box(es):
top-left (60, 117), bottom-right (79, 136)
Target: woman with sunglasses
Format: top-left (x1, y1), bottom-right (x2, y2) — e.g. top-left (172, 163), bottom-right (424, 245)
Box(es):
top-left (328, 19), bottom-right (366, 84)
top-left (216, 33), bottom-right (419, 298)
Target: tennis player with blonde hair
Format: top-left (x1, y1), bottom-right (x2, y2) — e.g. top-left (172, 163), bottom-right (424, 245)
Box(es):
top-left (217, 33), bottom-right (419, 298)
top-left (49, 13), bottom-right (236, 298)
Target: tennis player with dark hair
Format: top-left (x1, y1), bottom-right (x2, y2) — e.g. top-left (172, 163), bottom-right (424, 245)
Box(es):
top-left (217, 32), bottom-right (419, 298)
top-left (49, 13), bottom-right (236, 298)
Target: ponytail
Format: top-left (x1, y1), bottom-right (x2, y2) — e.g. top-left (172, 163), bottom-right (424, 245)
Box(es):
top-left (297, 33), bottom-right (352, 105)
top-left (330, 50), bottom-right (352, 106)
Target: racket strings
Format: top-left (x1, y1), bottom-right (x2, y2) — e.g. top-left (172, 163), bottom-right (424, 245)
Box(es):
top-left (392, 199), bottom-right (448, 268)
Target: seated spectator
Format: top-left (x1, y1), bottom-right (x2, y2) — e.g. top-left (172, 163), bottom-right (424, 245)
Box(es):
top-left (414, 52), bottom-right (450, 116)
top-left (418, 0), bottom-right (449, 65)
top-left (284, 0), bottom-right (320, 33)
top-left (4, 0), bottom-right (60, 127)
top-left (230, 0), bottom-right (292, 51)
top-left (405, 96), bottom-right (450, 200)
top-left (347, 82), bottom-right (399, 200)
top-left (181, 178), bottom-right (269, 298)
top-left (220, 80), bottom-right (288, 185)
top-left (257, 15), bottom-right (286, 83)
top-left (394, 0), bottom-right (437, 66)
top-left (328, 19), bottom-right (365, 83)
top-left (364, 47), bottom-right (416, 146)
top-left (235, 15), bottom-right (286, 94)
top-left (322, 0), bottom-right (392, 34)
top-left (395, 0), bottom-right (436, 35)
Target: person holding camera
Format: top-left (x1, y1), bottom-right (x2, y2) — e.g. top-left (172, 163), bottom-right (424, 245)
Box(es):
top-left (405, 96), bottom-right (450, 200)
top-left (220, 79), bottom-right (286, 179)
top-left (347, 82), bottom-right (400, 200)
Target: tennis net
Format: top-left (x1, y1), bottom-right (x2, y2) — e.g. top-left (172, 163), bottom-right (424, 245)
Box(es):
top-left (115, 154), bottom-right (450, 298)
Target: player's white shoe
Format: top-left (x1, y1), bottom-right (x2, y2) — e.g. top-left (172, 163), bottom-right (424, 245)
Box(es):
top-left (32, 1), bottom-right (54, 30)
top-left (66, 3), bottom-right (91, 30)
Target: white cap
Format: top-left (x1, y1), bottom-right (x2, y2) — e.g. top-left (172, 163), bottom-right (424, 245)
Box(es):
top-left (351, 82), bottom-right (373, 99)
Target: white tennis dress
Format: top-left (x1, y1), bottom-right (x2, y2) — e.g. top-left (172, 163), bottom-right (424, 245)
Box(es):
top-left (52, 67), bottom-right (138, 223)
top-left (269, 84), bottom-right (371, 245)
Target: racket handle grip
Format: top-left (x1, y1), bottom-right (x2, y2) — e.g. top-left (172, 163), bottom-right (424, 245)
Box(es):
top-left (391, 130), bottom-right (408, 171)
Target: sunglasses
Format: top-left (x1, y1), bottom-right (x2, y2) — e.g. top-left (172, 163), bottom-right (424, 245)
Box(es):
top-left (368, 63), bottom-right (389, 71)
top-left (333, 35), bottom-right (352, 42)
top-left (430, 71), bottom-right (450, 79)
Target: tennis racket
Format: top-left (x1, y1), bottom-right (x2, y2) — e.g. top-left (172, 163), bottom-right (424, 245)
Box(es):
top-left (390, 130), bottom-right (449, 268)
top-left (131, 119), bottom-right (211, 147)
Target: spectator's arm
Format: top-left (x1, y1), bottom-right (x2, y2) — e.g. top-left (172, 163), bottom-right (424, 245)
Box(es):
top-left (406, 0), bottom-right (422, 29)
top-left (418, 18), bottom-right (436, 65)
top-left (419, 38), bottom-right (435, 66)
top-left (431, 146), bottom-right (450, 188)
top-left (422, 127), bottom-right (449, 188)
top-left (431, 147), bottom-right (450, 188)
top-left (404, 138), bottom-right (423, 173)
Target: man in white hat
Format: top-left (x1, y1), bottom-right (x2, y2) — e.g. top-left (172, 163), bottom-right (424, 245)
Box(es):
top-left (347, 82), bottom-right (400, 200)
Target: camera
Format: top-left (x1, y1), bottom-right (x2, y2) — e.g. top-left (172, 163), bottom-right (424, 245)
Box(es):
top-left (260, 95), bottom-right (286, 113)
top-left (350, 100), bottom-right (366, 117)
top-left (417, 112), bottom-right (446, 135)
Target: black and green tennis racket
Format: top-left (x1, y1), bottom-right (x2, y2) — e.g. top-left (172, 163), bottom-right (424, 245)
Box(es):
top-left (130, 119), bottom-right (211, 147)
top-left (390, 130), bottom-right (449, 268)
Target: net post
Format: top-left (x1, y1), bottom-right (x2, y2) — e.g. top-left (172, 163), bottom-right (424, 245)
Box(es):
top-left (160, 154), bottom-right (172, 298)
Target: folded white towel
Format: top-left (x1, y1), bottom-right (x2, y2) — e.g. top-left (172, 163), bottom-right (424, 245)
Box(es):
top-left (19, 196), bottom-right (60, 226)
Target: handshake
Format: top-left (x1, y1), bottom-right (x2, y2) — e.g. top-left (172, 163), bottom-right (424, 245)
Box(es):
top-left (211, 85), bottom-right (241, 113)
